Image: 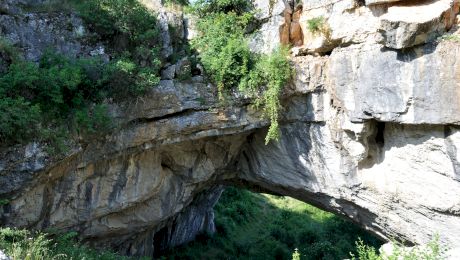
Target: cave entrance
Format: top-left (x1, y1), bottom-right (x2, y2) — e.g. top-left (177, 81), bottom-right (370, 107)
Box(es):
top-left (161, 186), bottom-right (383, 259)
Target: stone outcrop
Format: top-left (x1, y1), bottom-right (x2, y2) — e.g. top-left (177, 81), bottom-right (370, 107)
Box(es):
top-left (378, 0), bottom-right (460, 49)
top-left (1, 0), bottom-right (460, 258)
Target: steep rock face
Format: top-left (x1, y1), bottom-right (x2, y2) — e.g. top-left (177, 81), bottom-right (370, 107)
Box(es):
top-left (0, 10), bottom-right (91, 61)
top-left (330, 42), bottom-right (460, 123)
top-left (1, 0), bottom-right (460, 258)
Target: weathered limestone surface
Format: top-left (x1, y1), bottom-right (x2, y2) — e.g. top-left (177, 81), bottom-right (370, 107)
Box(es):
top-left (329, 41), bottom-right (460, 124)
top-left (0, 11), bottom-right (90, 61)
top-left (1, 0), bottom-right (460, 258)
top-left (378, 0), bottom-right (460, 49)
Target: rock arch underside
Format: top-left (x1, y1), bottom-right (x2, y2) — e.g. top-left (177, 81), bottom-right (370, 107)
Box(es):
top-left (1, 0), bottom-right (460, 258)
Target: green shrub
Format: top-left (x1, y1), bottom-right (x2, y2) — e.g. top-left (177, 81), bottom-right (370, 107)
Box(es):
top-left (192, 0), bottom-right (251, 16)
top-left (73, 0), bottom-right (162, 95)
top-left (0, 50), bottom-right (113, 148)
top-left (192, 12), bottom-right (252, 90)
top-left (306, 16), bottom-right (325, 34)
top-left (74, 0), bottom-right (159, 44)
top-left (0, 0), bottom-right (163, 148)
top-left (74, 104), bottom-right (113, 137)
top-left (192, 4), bottom-right (292, 143)
top-left (106, 57), bottom-right (160, 98)
top-left (0, 97), bottom-right (41, 145)
top-left (351, 236), bottom-right (446, 260)
top-left (240, 47), bottom-right (292, 143)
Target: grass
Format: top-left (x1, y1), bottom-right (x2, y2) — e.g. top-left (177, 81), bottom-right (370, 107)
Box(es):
top-left (0, 228), bottom-right (142, 260)
top-left (0, 189), bottom-right (446, 260)
top-left (161, 187), bottom-right (382, 259)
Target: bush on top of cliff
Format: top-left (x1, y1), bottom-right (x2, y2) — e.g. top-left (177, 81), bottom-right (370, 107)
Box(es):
top-left (73, 0), bottom-right (162, 82)
top-left (191, 2), bottom-right (292, 143)
top-left (74, 0), bottom-right (159, 46)
top-left (192, 12), bottom-right (253, 90)
top-left (0, 0), bottom-right (163, 149)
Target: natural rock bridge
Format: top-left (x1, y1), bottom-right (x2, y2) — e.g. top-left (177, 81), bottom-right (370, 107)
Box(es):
top-left (1, 0), bottom-right (460, 258)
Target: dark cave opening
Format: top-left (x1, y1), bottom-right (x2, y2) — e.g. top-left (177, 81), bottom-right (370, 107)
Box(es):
top-left (375, 122), bottom-right (386, 147)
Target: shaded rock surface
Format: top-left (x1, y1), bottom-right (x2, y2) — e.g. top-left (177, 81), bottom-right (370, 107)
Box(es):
top-left (1, 0), bottom-right (460, 259)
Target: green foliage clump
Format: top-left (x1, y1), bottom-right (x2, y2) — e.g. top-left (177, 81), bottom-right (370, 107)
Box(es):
top-left (0, 50), bottom-right (114, 148)
top-left (306, 16), bottom-right (325, 34)
top-left (192, 1), bottom-right (292, 143)
top-left (0, 0), bottom-right (163, 149)
top-left (75, 0), bottom-right (159, 46)
top-left (192, 12), bottom-right (253, 91)
top-left (192, 0), bottom-right (251, 16)
top-left (352, 239), bottom-right (381, 260)
top-left (0, 97), bottom-right (41, 144)
top-left (240, 47), bottom-right (292, 143)
top-left (0, 228), bottom-right (135, 260)
top-left (163, 187), bottom-right (381, 259)
top-left (74, 0), bottom-right (162, 91)
top-left (351, 236), bottom-right (446, 260)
